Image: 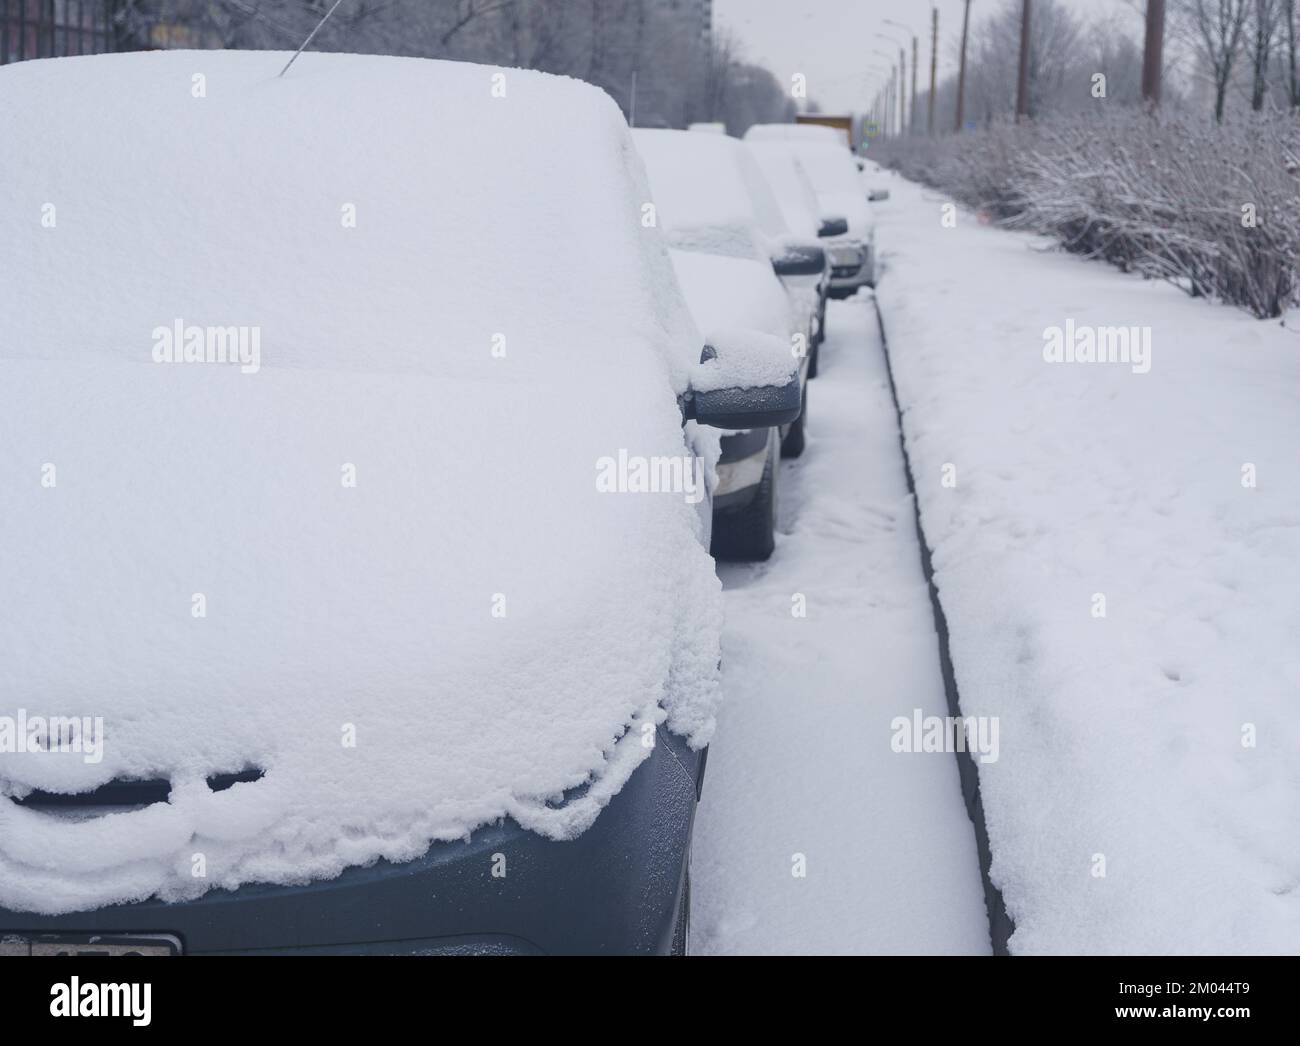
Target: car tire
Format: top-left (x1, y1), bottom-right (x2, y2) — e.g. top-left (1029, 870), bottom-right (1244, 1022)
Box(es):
top-left (710, 435), bottom-right (777, 562)
top-left (807, 338), bottom-right (820, 379)
top-left (781, 385), bottom-right (807, 459)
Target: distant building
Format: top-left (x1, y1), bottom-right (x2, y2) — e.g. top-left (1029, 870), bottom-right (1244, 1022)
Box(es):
top-left (1, 0), bottom-right (114, 65)
top-left (659, 0), bottom-right (711, 43)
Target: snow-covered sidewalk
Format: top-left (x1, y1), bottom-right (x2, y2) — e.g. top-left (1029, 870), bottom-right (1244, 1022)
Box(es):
top-left (874, 174), bottom-right (1300, 954)
top-left (691, 299), bottom-right (991, 956)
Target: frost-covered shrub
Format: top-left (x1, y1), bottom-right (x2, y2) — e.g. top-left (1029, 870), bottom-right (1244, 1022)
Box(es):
top-left (876, 111), bottom-right (1300, 319)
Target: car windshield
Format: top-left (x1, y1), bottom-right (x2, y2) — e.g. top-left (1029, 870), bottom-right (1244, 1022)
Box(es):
top-left (747, 143), bottom-right (822, 237)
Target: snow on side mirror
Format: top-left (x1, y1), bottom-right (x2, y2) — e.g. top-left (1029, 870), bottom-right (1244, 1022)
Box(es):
top-left (818, 216), bottom-right (850, 238)
top-left (682, 331), bottom-right (803, 431)
top-left (772, 242), bottom-right (827, 278)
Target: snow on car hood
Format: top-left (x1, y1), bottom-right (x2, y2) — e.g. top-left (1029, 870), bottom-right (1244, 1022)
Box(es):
top-left (0, 52), bottom-right (720, 914)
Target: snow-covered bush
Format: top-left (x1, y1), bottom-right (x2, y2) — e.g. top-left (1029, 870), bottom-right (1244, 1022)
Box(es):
top-left (876, 111), bottom-right (1300, 319)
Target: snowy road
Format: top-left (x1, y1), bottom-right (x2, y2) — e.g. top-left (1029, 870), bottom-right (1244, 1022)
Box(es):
top-left (691, 297), bottom-right (991, 955)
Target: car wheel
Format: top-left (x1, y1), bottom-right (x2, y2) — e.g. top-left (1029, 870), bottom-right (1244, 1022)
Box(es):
top-left (670, 865), bottom-right (691, 956)
top-left (781, 385), bottom-right (807, 459)
top-left (807, 337), bottom-right (820, 380)
top-left (710, 434), bottom-right (777, 562)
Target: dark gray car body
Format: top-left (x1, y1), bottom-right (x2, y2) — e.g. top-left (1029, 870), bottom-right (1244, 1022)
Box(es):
top-left (0, 728), bottom-right (705, 955)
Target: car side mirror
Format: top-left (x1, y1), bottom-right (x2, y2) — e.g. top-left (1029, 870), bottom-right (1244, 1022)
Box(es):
top-left (681, 339), bottom-right (803, 430)
top-left (817, 216), bottom-right (849, 238)
top-left (771, 242), bottom-right (826, 278)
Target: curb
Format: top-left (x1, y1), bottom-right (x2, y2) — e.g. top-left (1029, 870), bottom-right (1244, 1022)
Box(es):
top-left (871, 297), bottom-right (1016, 956)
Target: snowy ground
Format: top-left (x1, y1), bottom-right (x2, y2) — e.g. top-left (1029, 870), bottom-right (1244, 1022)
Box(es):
top-left (691, 297), bottom-right (991, 956)
top-left (873, 174), bottom-right (1300, 954)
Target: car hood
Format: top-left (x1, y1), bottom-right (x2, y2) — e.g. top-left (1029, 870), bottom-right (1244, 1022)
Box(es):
top-left (0, 356), bottom-right (722, 914)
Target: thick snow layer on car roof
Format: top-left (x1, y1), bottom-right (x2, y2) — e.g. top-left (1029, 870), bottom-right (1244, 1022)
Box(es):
top-left (633, 128), bottom-right (789, 260)
top-left (0, 51), bottom-right (721, 914)
top-left (744, 123), bottom-right (845, 148)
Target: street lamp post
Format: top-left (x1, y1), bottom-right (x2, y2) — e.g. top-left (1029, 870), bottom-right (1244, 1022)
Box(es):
top-left (1142, 0), bottom-right (1166, 108)
top-left (872, 49), bottom-right (896, 138)
top-left (876, 32), bottom-right (908, 134)
top-left (865, 64), bottom-right (891, 142)
top-left (928, 7), bottom-right (939, 136)
top-left (1015, 0), bottom-right (1033, 122)
top-left (884, 18), bottom-right (919, 136)
top-left (955, 0), bottom-right (973, 133)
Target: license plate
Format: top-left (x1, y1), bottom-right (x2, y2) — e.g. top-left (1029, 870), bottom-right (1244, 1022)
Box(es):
top-left (2, 934), bottom-right (181, 956)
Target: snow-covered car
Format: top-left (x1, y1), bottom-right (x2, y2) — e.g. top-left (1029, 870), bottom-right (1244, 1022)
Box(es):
top-left (745, 125), bottom-right (876, 298)
top-left (746, 139), bottom-right (857, 360)
top-left (0, 51), bottom-right (803, 955)
top-left (633, 128), bottom-right (824, 561)
top-left (744, 123), bottom-right (847, 149)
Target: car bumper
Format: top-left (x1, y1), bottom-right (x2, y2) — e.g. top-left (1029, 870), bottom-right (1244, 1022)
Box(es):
top-left (826, 239), bottom-right (873, 295)
top-left (0, 728), bottom-right (705, 955)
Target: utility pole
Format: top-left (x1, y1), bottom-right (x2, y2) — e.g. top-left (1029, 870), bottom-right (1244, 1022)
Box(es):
top-left (1015, 0), bottom-right (1033, 121)
top-left (885, 19), bottom-right (920, 134)
top-left (909, 35), bottom-right (919, 134)
top-left (928, 7), bottom-right (939, 136)
top-left (955, 0), bottom-right (973, 132)
top-left (874, 49), bottom-right (896, 137)
top-left (893, 67), bottom-right (900, 136)
top-left (899, 47), bottom-right (907, 132)
top-left (888, 70), bottom-right (896, 137)
top-left (1141, 0), bottom-right (1166, 108)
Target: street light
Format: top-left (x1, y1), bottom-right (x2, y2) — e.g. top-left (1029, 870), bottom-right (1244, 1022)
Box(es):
top-left (863, 68), bottom-right (891, 141)
top-left (955, 0), bottom-right (974, 134)
top-left (875, 31), bottom-right (908, 135)
top-left (883, 18), bottom-right (919, 137)
top-left (871, 49), bottom-right (896, 137)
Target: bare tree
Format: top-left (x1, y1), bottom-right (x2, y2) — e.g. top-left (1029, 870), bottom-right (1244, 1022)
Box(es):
top-left (1174, 0), bottom-right (1251, 122)
top-left (1247, 0), bottom-right (1283, 109)
top-left (1284, 0), bottom-right (1299, 104)
top-left (966, 0), bottom-right (1085, 123)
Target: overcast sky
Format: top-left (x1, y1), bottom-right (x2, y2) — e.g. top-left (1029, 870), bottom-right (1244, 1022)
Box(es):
top-left (714, 0), bottom-right (1145, 113)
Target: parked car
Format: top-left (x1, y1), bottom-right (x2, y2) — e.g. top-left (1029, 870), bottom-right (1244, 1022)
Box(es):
top-left (745, 125), bottom-right (876, 298)
top-left (746, 139), bottom-right (856, 364)
top-left (0, 51), bottom-right (803, 955)
top-left (745, 122), bottom-right (848, 149)
top-left (632, 128), bottom-right (824, 561)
